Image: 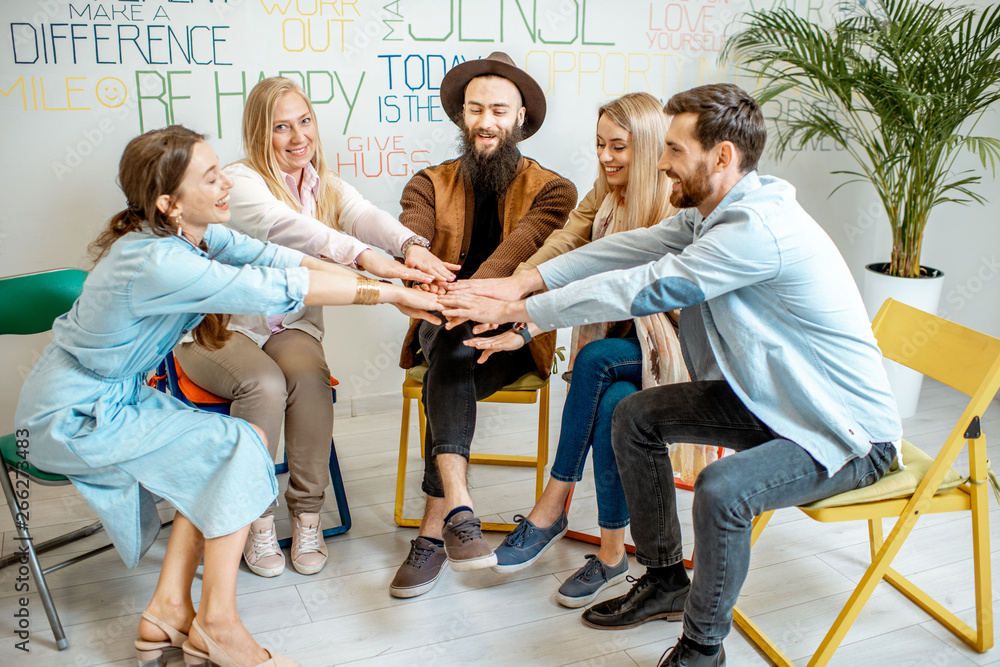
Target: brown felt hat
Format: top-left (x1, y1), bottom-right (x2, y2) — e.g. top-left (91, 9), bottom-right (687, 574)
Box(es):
top-left (439, 51), bottom-right (546, 140)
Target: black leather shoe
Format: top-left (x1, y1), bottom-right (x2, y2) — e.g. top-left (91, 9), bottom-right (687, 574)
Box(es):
top-left (581, 573), bottom-right (689, 629)
top-left (658, 641), bottom-right (726, 666)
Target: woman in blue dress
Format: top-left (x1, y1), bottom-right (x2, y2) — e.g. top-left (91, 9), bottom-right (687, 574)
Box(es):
top-left (15, 126), bottom-right (441, 667)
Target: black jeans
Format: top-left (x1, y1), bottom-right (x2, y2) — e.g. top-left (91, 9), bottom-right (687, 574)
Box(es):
top-left (417, 318), bottom-right (534, 497)
top-left (612, 380), bottom-right (895, 645)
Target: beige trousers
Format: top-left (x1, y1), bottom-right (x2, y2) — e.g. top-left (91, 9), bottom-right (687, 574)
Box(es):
top-left (174, 329), bottom-right (333, 517)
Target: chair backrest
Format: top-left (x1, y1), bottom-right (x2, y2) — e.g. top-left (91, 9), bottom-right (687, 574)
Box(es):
top-left (0, 269), bottom-right (87, 335)
top-left (873, 298), bottom-right (1000, 401)
top-left (872, 298), bottom-right (1000, 459)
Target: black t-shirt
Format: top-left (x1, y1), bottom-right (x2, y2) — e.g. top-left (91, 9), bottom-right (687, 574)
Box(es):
top-left (457, 190), bottom-right (501, 280)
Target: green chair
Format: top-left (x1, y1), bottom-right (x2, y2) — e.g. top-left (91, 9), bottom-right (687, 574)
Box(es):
top-left (0, 268), bottom-right (112, 650)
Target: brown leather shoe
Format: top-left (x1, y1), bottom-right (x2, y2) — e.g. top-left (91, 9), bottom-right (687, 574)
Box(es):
top-left (442, 510), bottom-right (497, 571)
top-left (390, 537), bottom-right (448, 598)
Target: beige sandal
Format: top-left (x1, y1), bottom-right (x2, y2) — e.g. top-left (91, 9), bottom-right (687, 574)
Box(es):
top-left (134, 610), bottom-right (188, 667)
top-left (181, 619), bottom-right (300, 667)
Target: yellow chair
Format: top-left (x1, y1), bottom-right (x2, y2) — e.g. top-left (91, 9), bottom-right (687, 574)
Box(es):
top-left (394, 362), bottom-right (550, 532)
top-left (733, 298), bottom-right (1000, 666)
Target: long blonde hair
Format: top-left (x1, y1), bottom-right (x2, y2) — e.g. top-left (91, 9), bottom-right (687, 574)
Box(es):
top-left (595, 92), bottom-right (676, 231)
top-left (239, 77), bottom-right (342, 227)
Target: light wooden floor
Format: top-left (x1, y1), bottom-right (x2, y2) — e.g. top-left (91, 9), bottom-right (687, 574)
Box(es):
top-left (2, 378), bottom-right (999, 667)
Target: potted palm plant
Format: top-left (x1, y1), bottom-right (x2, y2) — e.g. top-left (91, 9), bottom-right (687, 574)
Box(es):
top-left (724, 0), bottom-right (1000, 416)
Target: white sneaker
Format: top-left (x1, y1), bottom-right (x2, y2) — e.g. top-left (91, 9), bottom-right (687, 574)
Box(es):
top-left (243, 515), bottom-right (285, 577)
top-left (290, 512), bottom-right (328, 575)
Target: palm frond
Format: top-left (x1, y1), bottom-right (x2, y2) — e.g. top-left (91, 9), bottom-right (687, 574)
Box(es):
top-left (723, 0), bottom-right (1000, 277)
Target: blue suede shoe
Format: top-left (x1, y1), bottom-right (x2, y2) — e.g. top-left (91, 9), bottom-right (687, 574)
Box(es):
top-left (492, 512), bottom-right (569, 573)
top-left (556, 552), bottom-right (630, 608)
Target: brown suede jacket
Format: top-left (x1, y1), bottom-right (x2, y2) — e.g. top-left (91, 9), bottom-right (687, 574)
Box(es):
top-left (398, 155), bottom-right (578, 378)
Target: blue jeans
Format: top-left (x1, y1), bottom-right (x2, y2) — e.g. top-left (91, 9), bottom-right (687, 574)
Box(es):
top-left (551, 337), bottom-right (641, 529)
top-left (417, 318), bottom-right (534, 498)
top-left (612, 381), bottom-right (895, 645)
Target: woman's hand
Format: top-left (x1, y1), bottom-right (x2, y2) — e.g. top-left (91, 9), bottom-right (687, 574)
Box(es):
top-left (381, 284), bottom-right (443, 325)
top-left (405, 244), bottom-right (460, 283)
top-left (463, 329), bottom-right (524, 364)
top-left (356, 249), bottom-right (434, 284)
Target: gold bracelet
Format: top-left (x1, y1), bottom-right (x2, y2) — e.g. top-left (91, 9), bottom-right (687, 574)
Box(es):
top-left (353, 277), bottom-right (381, 305)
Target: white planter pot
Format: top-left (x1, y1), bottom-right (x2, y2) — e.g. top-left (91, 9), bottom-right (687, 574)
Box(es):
top-left (862, 263), bottom-right (945, 419)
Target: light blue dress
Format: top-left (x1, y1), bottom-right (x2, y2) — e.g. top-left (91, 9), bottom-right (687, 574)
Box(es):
top-left (16, 224), bottom-right (310, 569)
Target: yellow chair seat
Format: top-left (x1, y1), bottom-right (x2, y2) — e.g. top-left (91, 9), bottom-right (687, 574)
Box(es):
top-left (801, 440), bottom-right (964, 511)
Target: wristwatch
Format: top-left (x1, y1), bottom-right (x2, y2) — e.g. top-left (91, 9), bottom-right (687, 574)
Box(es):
top-left (401, 235), bottom-right (431, 257)
top-left (512, 322), bottom-right (532, 344)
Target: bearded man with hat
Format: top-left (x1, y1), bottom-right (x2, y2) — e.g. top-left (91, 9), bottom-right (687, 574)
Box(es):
top-left (390, 52), bottom-right (577, 598)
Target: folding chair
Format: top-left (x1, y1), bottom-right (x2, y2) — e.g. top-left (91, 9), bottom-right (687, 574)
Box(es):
top-left (155, 352), bottom-right (351, 546)
top-left (0, 269), bottom-right (112, 650)
top-left (394, 362), bottom-right (550, 532)
top-left (733, 298), bottom-right (1000, 665)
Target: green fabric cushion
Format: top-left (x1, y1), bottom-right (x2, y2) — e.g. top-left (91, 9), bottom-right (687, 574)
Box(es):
top-left (0, 432), bottom-right (68, 483)
top-left (801, 440), bottom-right (965, 510)
top-left (405, 362), bottom-right (547, 392)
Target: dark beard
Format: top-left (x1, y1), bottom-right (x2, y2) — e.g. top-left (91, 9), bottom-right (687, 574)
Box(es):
top-left (459, 124), bottom-right (524, 197)
top-left (669, 158), bottom-right (714, 209)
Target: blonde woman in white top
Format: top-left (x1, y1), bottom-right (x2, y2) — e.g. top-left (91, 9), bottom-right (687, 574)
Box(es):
top-left (175, 77), bottom-right (459, 578)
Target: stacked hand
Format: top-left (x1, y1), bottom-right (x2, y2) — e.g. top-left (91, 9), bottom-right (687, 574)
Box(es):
top-left (434, 273), bottom-right (542, 363)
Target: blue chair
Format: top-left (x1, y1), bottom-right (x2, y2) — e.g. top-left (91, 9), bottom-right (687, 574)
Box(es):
top-left (0, 269), bottom-right (112, 650)
top-left (154, 352), bottom-right (351, 547)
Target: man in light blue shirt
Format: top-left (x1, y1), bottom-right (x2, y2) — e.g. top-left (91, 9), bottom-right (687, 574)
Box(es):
top-left (441, 84), bottom-right (901, 667)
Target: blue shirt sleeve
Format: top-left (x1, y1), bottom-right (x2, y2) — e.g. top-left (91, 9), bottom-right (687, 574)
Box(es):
top-left (528, 208), bottom-right (780, 330)
top-left (129, 237), bottom-right (310, 318)
top-left (202, 224), bottom-right (305, 269)
top-left (537, 210), bottom-right (697, 290)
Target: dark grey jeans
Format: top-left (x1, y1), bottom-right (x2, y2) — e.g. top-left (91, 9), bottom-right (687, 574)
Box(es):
top-left (612, 381), bottom-right (895, 645)
top-left (417, 318), bottom-right (534, 498)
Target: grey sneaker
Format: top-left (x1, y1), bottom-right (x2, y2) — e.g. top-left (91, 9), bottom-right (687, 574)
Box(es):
top-left (390, 537), bottom-right (448, 598)
top-left (493, 512), bottom-right (569, 573)
top-left (556, 552), bottom-right (630, 608)
top-left (442, 510), bottom-right (497, 571)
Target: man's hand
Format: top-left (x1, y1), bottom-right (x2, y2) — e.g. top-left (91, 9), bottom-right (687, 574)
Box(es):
top-left (438, 293), bottom-right (529, 329)
top-left (445, 268), bottom-right (543, 301)
top-left (356, 249), bottom-right (434, 283)
top-left (405, 244), bottom-right (461, 283)
top-left (463, 329), bottom-right (528, 364)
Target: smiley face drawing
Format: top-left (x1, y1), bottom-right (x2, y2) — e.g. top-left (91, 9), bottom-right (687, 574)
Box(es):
top-left (96, 77), bottom-right (126, 108)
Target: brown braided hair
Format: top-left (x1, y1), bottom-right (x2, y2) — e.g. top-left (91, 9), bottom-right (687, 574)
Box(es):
top-left (89, 126), bottom-right (232, 350)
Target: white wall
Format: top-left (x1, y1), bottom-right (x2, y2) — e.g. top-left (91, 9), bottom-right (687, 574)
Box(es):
top-left (2, 0), bottom-right (998, 433)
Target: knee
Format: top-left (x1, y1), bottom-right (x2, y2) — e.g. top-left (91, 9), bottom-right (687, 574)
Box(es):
top-left (237, 365), bottom-right (287, 406)
top-left (281, 354), bottom-right (331, 393)
top-left (249, 423), bottom-right (269, 449)
top-left (572, 340), bottom-right (619, 381)
top-left (692, 461), bottom-right (749, 523)
top-left (423, 328), bottom-right (476, 368)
